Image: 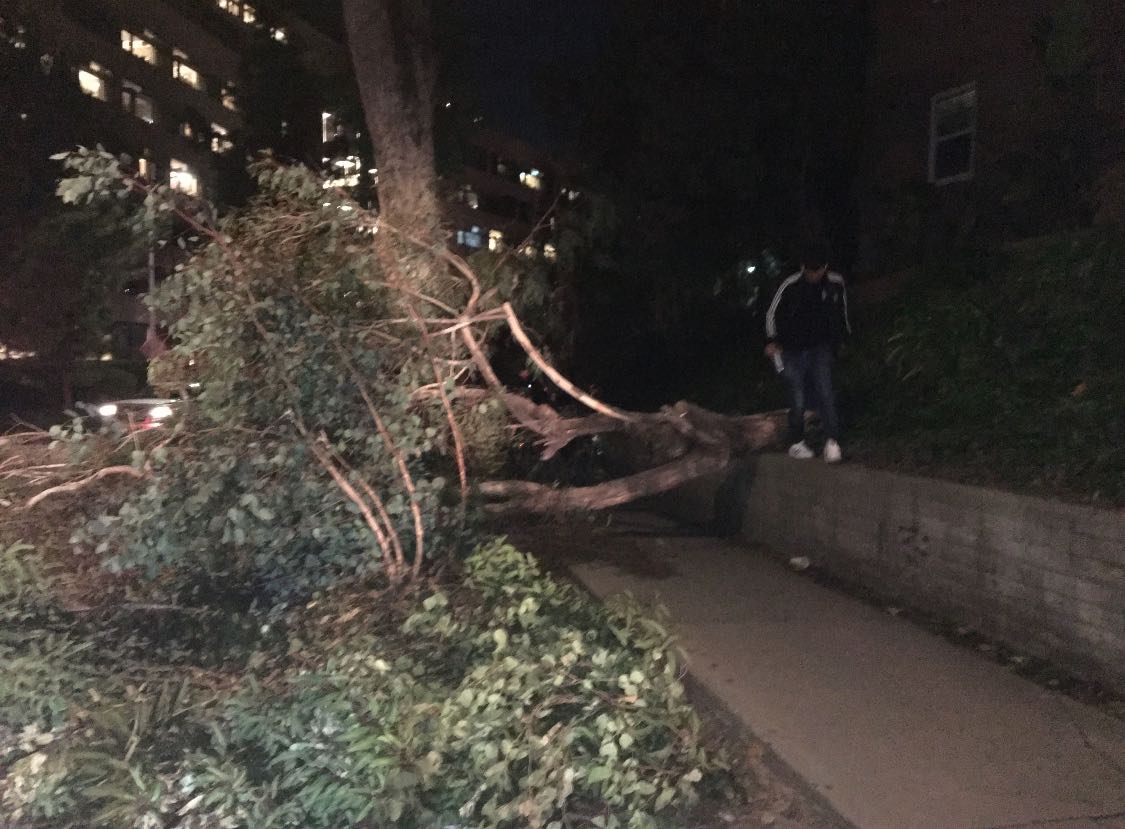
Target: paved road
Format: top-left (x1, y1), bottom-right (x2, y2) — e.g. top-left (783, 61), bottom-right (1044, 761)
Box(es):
top-left (513, 512), bottom-right (1125, 829)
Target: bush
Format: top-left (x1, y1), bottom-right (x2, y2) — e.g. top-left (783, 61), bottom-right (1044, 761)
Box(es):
top-left (0, 541), bottom-right (719, 829)
top-left (844, 229), bottom-right (1125, 502)
top-left (54, 152), bottom-right (479, 601)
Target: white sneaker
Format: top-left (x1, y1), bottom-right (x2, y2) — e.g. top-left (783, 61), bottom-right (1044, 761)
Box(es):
top-left (788, 441), bottom-right (815, 459)
top-left (824, 439), bottom-right (843, 464)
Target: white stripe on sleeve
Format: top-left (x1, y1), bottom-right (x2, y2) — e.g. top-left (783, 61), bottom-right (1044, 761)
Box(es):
top-left (765, 272), bottom-right (802, 340)
top-left (827, 271), bottom-right (851, 334)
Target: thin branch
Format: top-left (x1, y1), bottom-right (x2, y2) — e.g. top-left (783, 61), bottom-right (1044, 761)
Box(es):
top-left (501, 302), bottom-right (633, 422)
top-left (25, 465), bottom-right (145, 509)
top-left (306, 439), bottom-right (401, 583)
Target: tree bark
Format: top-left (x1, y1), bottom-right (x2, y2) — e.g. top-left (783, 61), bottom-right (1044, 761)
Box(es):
top-left (480, 451), bottom-right (730, 513)
top-left (341, 0), bottom-right (443, 245)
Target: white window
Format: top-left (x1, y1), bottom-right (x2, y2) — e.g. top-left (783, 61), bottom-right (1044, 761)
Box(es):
top-left (137, 157), bottom-right (153, 179)
top-left (321, 111), bottom-right (341, 144)
top-left (211, 123), bottom-right (233, 153)
top-left (221, 85), bottom-right (238, 111)
top-left (488, 229), bottom-right (505, 252)
top-left (172, 53), bottom-right (203, 90)
top-left (121, 30), bottom-right (157, 65)
top-left (78, 62), bottom-right (108, 100)
top-left (456, 226), bottom-right (483, 249)
top-left (270, 27), bottom-right (288, 43)
top-left (170, 159), bottom-right (200, 196)
top-left (216, 0), bottom-right (255, 24)
top-left (929, 83), bottom-right (977, 185)
top-left (121, 82), bottom-right (155, 123)
top-left (323, 174), bottom-right (360, 189)
top-left (519, 168), bottom-right (543, 190)
top-left (180, 122), bottom-right (194, 139)
top-left (543, 243), bottom-right (558, 262)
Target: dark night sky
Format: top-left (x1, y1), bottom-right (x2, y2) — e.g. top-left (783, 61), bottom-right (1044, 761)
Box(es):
top-left (455, 0), bottom-right (610, 146)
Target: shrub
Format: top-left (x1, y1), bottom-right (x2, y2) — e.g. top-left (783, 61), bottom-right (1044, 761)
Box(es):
top-left (55, 151), bottom-right (477, 600)
top-left (844, 229), bottom-right (1125, 501)
top-left (1, 541), bottom-right (720, 829)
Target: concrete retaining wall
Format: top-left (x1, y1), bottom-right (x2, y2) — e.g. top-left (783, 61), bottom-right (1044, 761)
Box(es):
top-left (650, 456), bottom-right (1125, 692)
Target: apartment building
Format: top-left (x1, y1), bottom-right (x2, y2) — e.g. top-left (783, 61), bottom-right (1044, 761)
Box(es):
top-left (450, 127), bottom-right (576, 260)
top-left (11, 0), bottom-right (345, 197)
top-left (857, 0), bottom-right (1125, 270)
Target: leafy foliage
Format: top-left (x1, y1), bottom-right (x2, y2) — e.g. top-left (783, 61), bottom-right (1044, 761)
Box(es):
top-left (55, 151), bottom-right (476, 599)
top-left (0, 541), bottom-right (719, 828)
top-left (844, 229), bottom-right (1125, 502)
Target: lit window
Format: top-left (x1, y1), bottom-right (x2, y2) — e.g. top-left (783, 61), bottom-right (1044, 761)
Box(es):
top-left (121, 82), bottom-right (155, 124)
top-left (137, 157), bottom-right (153, 179)
top-left (543, 243), bottom-right (558, 262)
top-left (172, 53), bottom-right (203, 90)
top-left (211, 123), bottom-right (233, 153)
top-left (180, 122), bottom-right (194, 139)
top-left (78, 62), bottom-right (108, 100)
top-left (488, 229), bottom-right (505, 252)
top-left (520, 244), bottom-right (538, 259)
top-left (215, 0), bottom-right (256, 24)
top-left (519, 168), bottom-right (543, 190)
top-left (456, 227), bottom-right (483, 249)
top-left (270, 27), bottom-right (287, 43)
top-left (929, 82), bottom-right (977, 185)
top-left (0, 345), bottom-right (38, 360)
top-left (321, 111), bottom-right (341, 144)
top-left (221, 85), bottom-right (238, 111)
top-left (170, 159), bottom-right (200, 196)
top-left (121, 30), bottom-right (157, 65)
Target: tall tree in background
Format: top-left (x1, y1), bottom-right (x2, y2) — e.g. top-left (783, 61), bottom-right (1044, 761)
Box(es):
top-left (341, 0), bottom-right (443, 244)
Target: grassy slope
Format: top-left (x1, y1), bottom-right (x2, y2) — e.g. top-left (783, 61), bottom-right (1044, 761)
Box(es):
top-left (841, 229), bottom-right (1124, 505)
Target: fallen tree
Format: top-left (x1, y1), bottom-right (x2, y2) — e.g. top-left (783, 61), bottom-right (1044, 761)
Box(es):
top-left (29, 0), bottom-right (788, 594)
top-left (338, 0), bottom-right (788, 512)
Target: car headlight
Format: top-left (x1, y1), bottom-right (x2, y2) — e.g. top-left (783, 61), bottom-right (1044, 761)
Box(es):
top-left (97, 403), bottom-right (119, 418)
top-left (148, 405), bottom-right (173, 421)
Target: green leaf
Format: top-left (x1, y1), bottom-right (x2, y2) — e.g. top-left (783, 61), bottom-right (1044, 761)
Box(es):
top-left (587, 765), bottom-right (613, 783)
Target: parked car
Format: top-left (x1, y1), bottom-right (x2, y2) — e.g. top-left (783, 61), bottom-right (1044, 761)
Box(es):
top-left (91, 398), bottom-right (180, 431)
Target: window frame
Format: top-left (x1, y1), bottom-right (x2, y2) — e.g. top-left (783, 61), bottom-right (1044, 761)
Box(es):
top-left (211, 123), bottom-right (233, 154)
top-left (77, 62), bottom-right (109, 101)
top-left (120, 29), bottom-right (158, 66)
top-left (169, 159), bottom-right (200, 197)
top-left (121, 80), bottom-right (155, 124)
top-left (928, 82), bottom-right (977, 186)
top-left (172, 52), bottom-right (203, 90)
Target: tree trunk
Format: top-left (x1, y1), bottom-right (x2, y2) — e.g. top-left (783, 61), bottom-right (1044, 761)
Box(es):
top-left (341, 0), bottom-right (444, 246)
top-left (340, 0), bottom-right (792, 515)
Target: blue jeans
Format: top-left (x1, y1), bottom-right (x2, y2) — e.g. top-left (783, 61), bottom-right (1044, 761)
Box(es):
top-left (782, 344), bottom-right (839, 443)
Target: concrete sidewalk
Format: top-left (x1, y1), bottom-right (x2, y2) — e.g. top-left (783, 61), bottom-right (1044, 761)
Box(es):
top-left (518, 513), bottom-right (1125, 829)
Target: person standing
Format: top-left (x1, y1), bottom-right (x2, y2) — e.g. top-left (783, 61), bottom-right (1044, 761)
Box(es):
top-left (764, 241), bottom-right (850, 462)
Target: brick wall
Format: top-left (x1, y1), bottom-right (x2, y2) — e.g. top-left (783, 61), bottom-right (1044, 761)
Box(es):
top-left (651, 457), bottom-right (1125, 692)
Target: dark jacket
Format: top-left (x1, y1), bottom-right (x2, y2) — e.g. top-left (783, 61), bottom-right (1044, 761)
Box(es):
top-left (765, 270), bottom-right (851, 351)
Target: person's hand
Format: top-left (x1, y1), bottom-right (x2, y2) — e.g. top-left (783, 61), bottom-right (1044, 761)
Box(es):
top-left (764, 342), bottom-right (781, 359)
